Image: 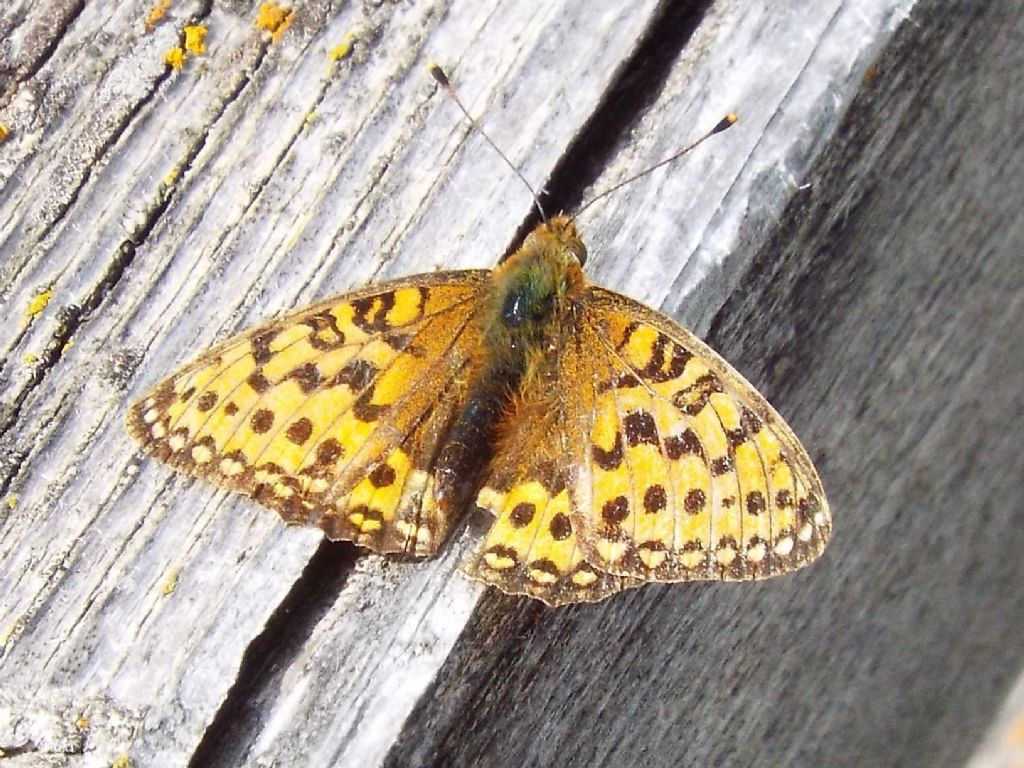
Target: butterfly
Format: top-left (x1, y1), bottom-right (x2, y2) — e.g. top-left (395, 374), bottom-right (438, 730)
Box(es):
top-left (127, 210), bottom-right (831, 606)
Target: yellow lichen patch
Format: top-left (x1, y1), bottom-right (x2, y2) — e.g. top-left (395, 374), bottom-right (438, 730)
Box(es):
top-left (145, 0), bottom-right (172, 29)
top-left (164, 46), bottom-right (186, 69)
top-left (160, 566), bottom-right (181, 595)
top-left (23, 285), bottom-right (53, 323)
top-left (75, 714), bottom-right (90, 730)
top-left (6, 495), bottom-right (16, 510)
top-left (23, 352), bottom-right (38, 365)
top-left (112, 756), bottom-right (134, 768)
top-left (184, 25), bottom-right (208, 55)
top-left (162, 165), bottom-right (180, 187)
top-left (0, 618), bottom-right (23, 648)
top-left (328, 31), bottom-right (357, 62)
top-left (256, 2), bottom-right (294, 42)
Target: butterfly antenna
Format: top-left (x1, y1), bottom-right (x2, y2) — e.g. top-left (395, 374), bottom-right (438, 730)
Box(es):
top-left (429, 63), bottom-right (547, 221)
top-left (570, 113), bottom-right (738, 222)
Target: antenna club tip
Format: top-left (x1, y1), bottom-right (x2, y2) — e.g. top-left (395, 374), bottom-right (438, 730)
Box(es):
top-left (710, 113), bottom-right (739, 135)
top-left (427, 62), bottom-right (451, 88)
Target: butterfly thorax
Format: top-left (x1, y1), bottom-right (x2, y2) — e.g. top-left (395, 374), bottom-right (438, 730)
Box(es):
top-left (433, 216), bottom-right (588, 514)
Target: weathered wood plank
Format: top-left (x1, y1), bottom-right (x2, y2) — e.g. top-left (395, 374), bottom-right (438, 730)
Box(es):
top-left (1, 0), bottom-right (674, 764)
top-left (10, 0), bottom-right (1015, 766)
top-left (173, 0), bottom-right (923, 765)
top-left (386, 0), bottom-right (1024, 766)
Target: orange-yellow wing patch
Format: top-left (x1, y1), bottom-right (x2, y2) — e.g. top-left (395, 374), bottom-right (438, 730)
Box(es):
top-left (569, 287), bottom-right (830, 582)
top-left (127, 270), bottom-right (489, 556)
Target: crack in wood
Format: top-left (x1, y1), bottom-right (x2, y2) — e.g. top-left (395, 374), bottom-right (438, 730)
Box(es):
top-left (503, 0), bottom-right (715, 259)
top-left (187, 539), bottom-right (360, 768)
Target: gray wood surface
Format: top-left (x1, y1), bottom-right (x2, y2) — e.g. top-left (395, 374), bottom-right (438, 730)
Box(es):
top-left (3, 0), bottom-right (1020, 766)
top-left (387, 1), bottom-right (1024, 767)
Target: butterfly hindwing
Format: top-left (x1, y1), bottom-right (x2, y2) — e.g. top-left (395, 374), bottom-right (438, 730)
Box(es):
top-left (463, 361), bottom-right (634, 606)
top-left (127, 270), bottom-right (490, 556)
top-left (568, 287), bottom-right (831, 582)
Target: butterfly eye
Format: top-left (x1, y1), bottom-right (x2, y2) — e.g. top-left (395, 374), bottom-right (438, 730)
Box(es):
top-left (567, 239), bottom-right (587, 267)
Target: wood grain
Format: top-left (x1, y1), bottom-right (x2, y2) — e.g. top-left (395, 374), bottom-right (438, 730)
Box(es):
top-left (6, 0), bottom-right (1016, 766)
top-left (387, 0), bottom-right (1024, 766)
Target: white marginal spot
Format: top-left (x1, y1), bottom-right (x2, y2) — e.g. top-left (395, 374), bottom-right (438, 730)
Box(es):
top-left (596, 540), bottom-right (627, 563)
top-left (680, 549), bottom-right (704, 569)
top-left (483, 550), bottom-right (516, 570)
top-left (528, 568), bottom-right (558, 585)
top-left (638, 549), bottom-right (667, 569)
top-left (143, 408), bottom-right (160, 424)
top-left (220, 458), bottom-right (245, 476)
top-left (798, 523), bottom-right (813, 542)
top-left (746, 542), bottom-right (766, 562)
top-left (715, 546), bottom-right (737, 567)
top-left (774, 537), bottom-right (794, 556)
top-left (814, 510), bottom-right (828, 527)
top-left (191, 445), bottom-right (213, 464)
top-left (255, 469), bottom-right (279, 484)
top-left (168, 434), bottom-right (186, 451)
top-left (151, 423), bottom-right (166, 439)
top-left (572, 569), bottom-right (598, 587)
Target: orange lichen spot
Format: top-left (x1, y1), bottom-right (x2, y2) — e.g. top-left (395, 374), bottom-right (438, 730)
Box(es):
top-left (164, 46), bottom-right (186, 69)
top-left (256, 2), bottom-right (294, 42)
top-left (0, 124), bottom-right (9, 141)
top-left (24, 286), bottom-right (53, 323)
top-left (328, 32), bottom-right (356, 62)
top-left (184, 25), bottom-right (208, 54)
top-left (145, 0), bottom-right (172, 29)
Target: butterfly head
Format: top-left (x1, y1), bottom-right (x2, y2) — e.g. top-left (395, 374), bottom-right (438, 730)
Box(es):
top-left (526, 214), bottom-right (587, 267)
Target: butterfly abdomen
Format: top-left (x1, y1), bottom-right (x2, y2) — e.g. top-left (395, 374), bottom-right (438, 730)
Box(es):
top-left (434, 219), bottom-right (588, 514)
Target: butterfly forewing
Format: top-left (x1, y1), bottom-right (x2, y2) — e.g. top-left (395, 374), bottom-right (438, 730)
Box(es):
top-left (567, 287), bottom-right (831, 582)
top-left (128, 270), bottom-right (490, 556)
